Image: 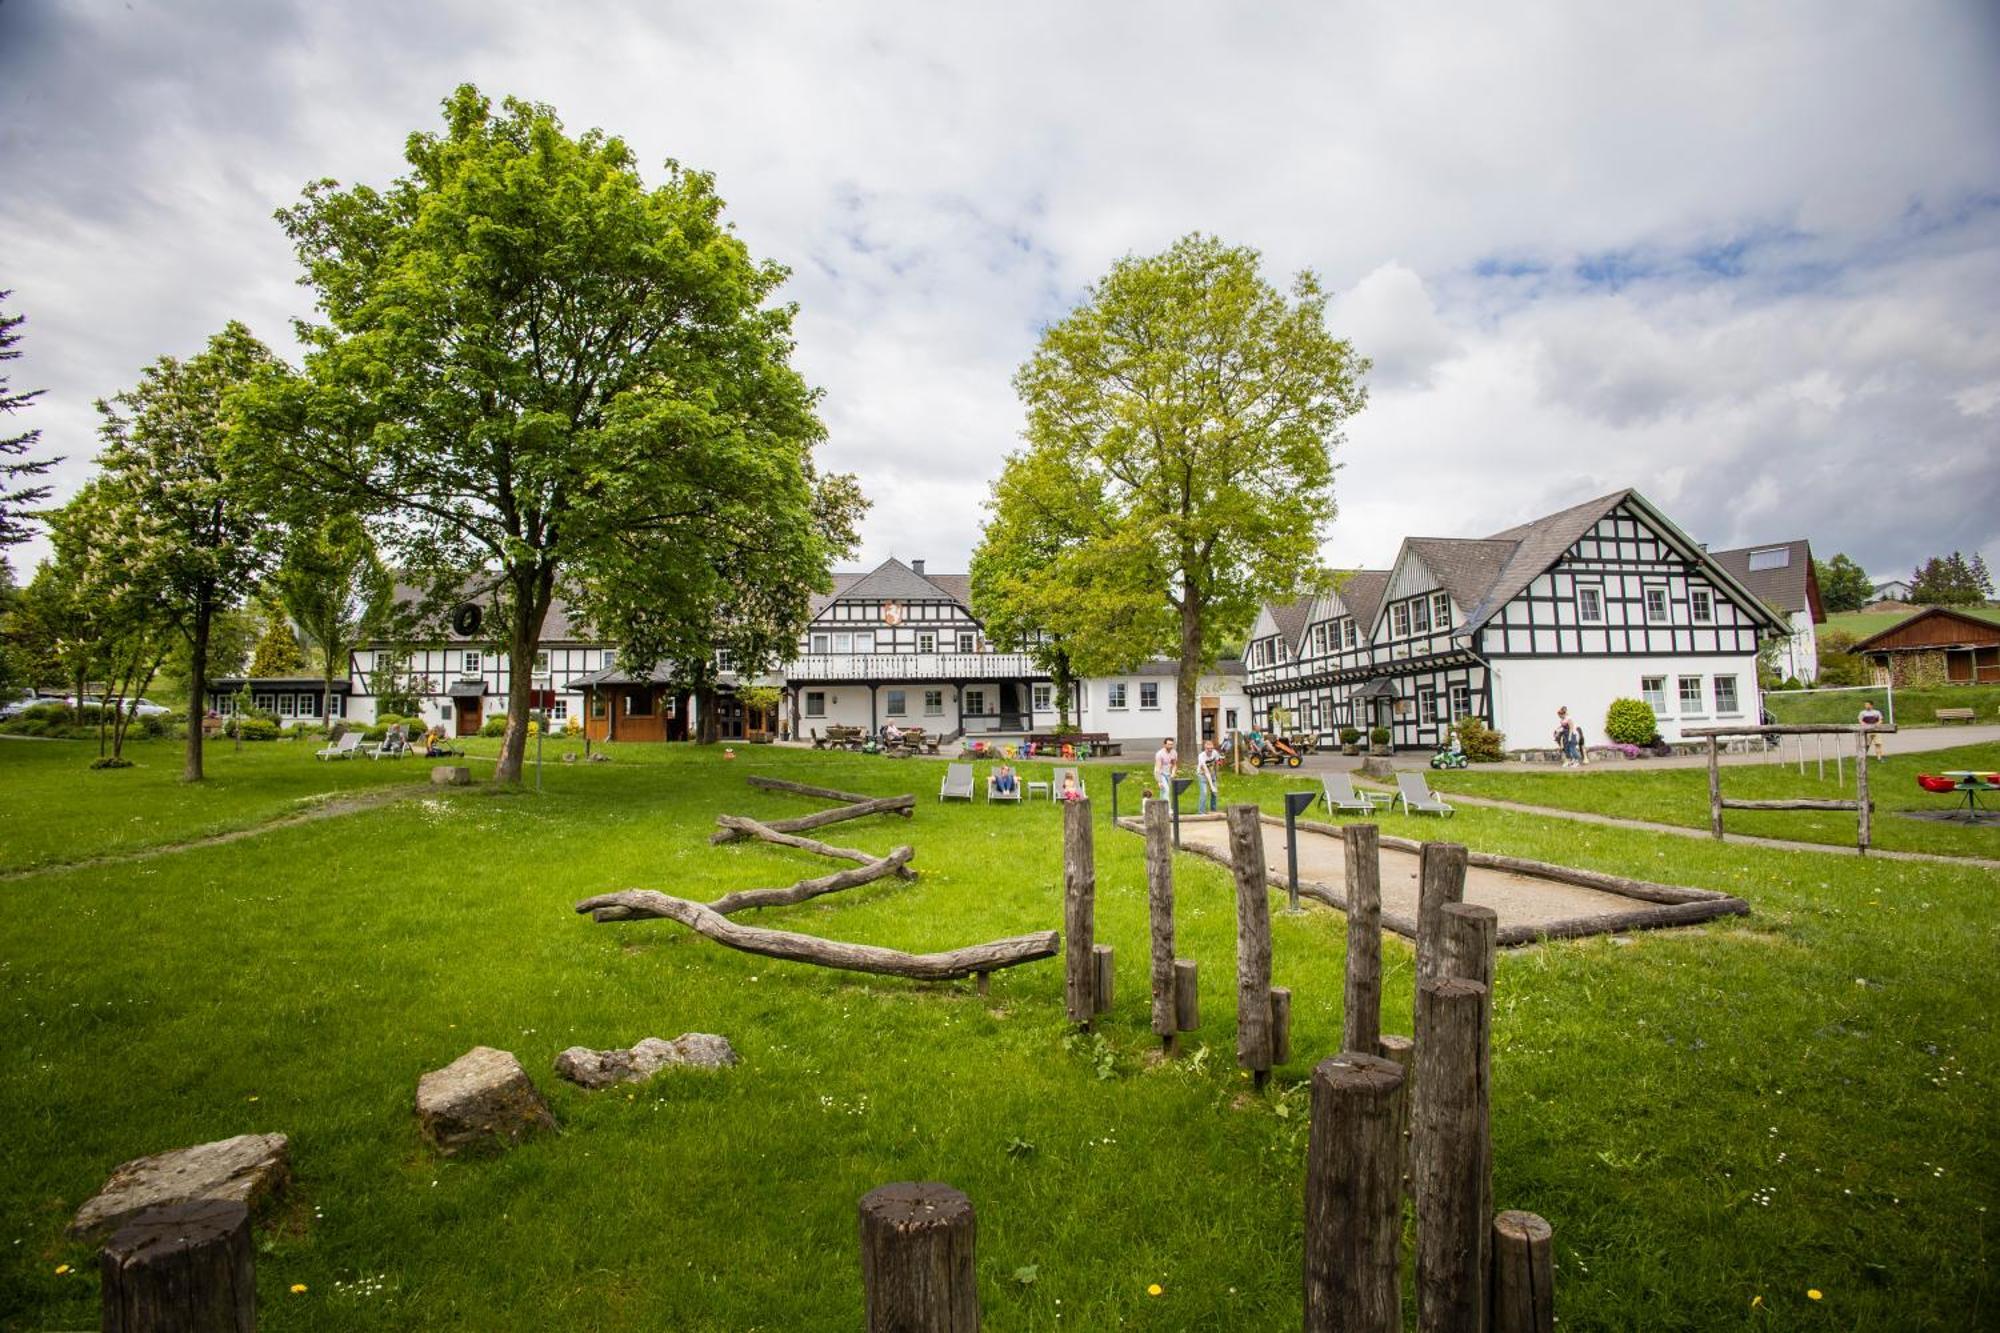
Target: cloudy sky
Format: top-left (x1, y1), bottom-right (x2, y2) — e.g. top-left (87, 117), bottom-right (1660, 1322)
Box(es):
top-left (3, 1), bottom-right (1997, 586)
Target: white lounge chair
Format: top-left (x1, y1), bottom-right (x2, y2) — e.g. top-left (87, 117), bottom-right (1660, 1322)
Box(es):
top-left (316, 732), bottom-right (363, 761)
top-left (940, 762), bottom-right (975, 802)
top-left (986, 770), bottom-right (1023, 803)
top-left (1322, 772), bottom-right (1389, 815)
top-left (1395, 771), bottom-right (1454, 817)
top-left (1051, 766), bottom-right (1087, 802)
top-left (370, 724), bottom-right (409, 760)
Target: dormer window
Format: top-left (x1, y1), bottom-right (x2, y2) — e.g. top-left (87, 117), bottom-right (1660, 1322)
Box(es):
top-left (1432, 593), bottom-right (1451, 628)
top-left (1391, 604), bottom-right (1410, 638)
top-left (1411, 598), bottom-right (1431, 634)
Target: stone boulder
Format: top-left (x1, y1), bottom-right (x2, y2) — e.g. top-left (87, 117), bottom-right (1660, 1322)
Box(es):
top-left (1359, 756), bottom-right (1397, 782)
top-left (430, 765), bottom-right (472, 786)
top-left (69, 1132), bottom-right (290, 1242)
top-left (416, 1047), bottom-right (556, 1156)
top-left (554, 1034), bottom-right (739, 1090)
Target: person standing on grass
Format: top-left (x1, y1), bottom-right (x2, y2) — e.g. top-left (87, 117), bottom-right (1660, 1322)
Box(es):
top-left (1153, 736), bottom-right (1178, 803)
top-left (1195, 737), bottom-right (1222, 812)
top-left (1555, 706), bottom-right (1583, 767)
top-left (1858, 700), bottom-right (1886, 762)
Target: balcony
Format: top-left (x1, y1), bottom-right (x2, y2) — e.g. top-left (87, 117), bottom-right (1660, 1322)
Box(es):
top-left (782, 653), bottom-right (1045, 682)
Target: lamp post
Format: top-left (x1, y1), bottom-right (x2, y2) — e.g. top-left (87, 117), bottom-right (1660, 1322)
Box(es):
top-left (1282, 790), bottom-right (1316, 913)
top-left (1170, 777), bottom-right (1195, 847)
top-left (1110, 769), bottom-right (1128, 822)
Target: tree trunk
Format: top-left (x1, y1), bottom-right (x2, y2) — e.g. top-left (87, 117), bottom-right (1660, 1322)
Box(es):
top-left (1053, 648), bottom-right (1074, 730)
top-left (184, 590), bottom-right (210, 783)
top-left (1176, 596), bottom-right (1202, 756)
top-left (495, 564), bottom-right (554, 785)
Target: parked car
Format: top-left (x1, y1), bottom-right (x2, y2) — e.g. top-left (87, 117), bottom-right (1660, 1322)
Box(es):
top-left (121, 697), bottom-right (171, 717)
top-left (0, 691), bottom-right (41, 719)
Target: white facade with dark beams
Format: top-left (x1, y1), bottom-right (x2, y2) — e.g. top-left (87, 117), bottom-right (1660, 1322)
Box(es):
top-left (1244, 489), bottom-right (1790, 751)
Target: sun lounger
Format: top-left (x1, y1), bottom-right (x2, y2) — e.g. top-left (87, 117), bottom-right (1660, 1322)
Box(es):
top-left (940, 762), bottom-right (975, 801)
top-left (370, 724), bottom-right (409, 760)
top-left (316, 732), bottom-right (363, 761)
top-left (1051, 766), bottom-right (1086, 802)
top-left (1395, 771), bottom-right (1454, 817)
top-left (987, 772), bottom-right (1023, 803)
top-left (1321, 772), bottom-right (1388, 815)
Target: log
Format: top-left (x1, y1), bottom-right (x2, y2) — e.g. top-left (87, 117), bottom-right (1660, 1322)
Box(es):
top-left (1343, 823), bottom-right (1383, 1053)
top-left (1719, 798), bottom-right (1863, 812)
top-left (1270, 987), bottom-right (1293, 1066)
top-left (1706, 736), bottom-right (1723, 839)
top-left (100, 1198), bottom-right (256, 1333)
top-left (1144, 799), bottom-right (1178, 1041)
top-left (705, 847), bottom-right (916, 915)
top-left (1494, 895), bottom-right (1750, 947)
top-left (1456, 850), bottom-right (1736, 906)
top-left (1304, 1052), bottom-right (1405, 1333)
top-left (1227, 804), bottom-right (1275, 1077)
top-left (1440, 902), bottom-right (1497, 991)
top-left (1855, 729), bottom-right (1871, 855)
top-left (1063, 798), bottom-right (1097, 1026)
top-left (1092, 944), bottom-right (1115, 1016)
top-left (748, 774), bottom-right (914, 814)
top-left (575, 891), bottom-right (1059, 981)
top-left (1491, 1210), bottom-right (1555, 1333)
top-left (858, 1182), bottom-right (978, 1332)
top-left (1414, 977), bottom-right (1491, 1333)
top-left (1174, 959), bottom-right (1200, 1031)
top-left (710, 814), bottom-right (917, 876)
top-left (1416, 842), bottom-right (1469, 989)
top-left (711, 795), bottom-right (917, 844)
top-left (1378, 1033), bottom-right (1416, 1203)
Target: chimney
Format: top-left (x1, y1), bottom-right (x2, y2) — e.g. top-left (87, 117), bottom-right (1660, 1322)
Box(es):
top-left (911, 559), bottom-right (926, 576)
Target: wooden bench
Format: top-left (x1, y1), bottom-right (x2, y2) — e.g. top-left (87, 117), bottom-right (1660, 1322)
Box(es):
top-left (1936, 708), bottom-right (1976, 725)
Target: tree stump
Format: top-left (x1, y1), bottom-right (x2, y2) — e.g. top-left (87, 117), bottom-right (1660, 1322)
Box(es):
top-left (1063, 798), bottom-right (1096, 1027)
top-left (1414, 977), bottom-right (1491, 1333)
top-left (858, 1182), bottom-right (979, 1332)
top-left (1491, 1210), bottom-right (1555, 1333)
top-left (429, 765), bottom-right (472, 786)
top-left (100, 1198), bottom-right (255, 1333)
top-left (1304, 1053), bottom-right (1405, 1333)
top-left (1092, 944), bottom-right (1115, 1015)
top-left (1342, 823), bottom-right (1383, 1053)
top-left (1173, 959), bottom-right (1200, 1031)
top-left (1416, 843), bottom-right (1469, 990)
top-left (1226, 804), bottom-right (1274, 1080)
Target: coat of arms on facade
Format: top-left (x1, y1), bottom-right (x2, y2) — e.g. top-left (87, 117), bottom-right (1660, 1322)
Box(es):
top-left (882, 601), bottom-right (904, 626)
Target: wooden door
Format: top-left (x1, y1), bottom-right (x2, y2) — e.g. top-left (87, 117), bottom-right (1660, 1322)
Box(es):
top-left (456, 698), bottom-right (482, 737)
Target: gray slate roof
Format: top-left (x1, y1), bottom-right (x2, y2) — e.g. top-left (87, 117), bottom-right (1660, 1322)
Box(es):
top-left (1404, 539), bottom-right (1520, 612)
top-left (831, 558), bottom-right (962, 606)
top-left (1458, 489), bottom-right (1634, 632)
top-left (1131, 657), bottom-right (1247, 678)
top-left (1269, 596), bottom-right (1316, 652)
top-left (1707, 540), bottom-right (1819, 620)
top-left (1334, 570), bottom-right (1392, 634)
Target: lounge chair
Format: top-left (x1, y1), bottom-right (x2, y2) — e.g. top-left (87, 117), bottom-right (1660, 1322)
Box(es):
top-left (1321, 772), bottom-right (1389, 815)
top-left (316, 732), bottom-right (363, 761)
top-left (1395, 771), bottom-right (1454, 817)
top-left (370, 724), bottom-right (409, 760)
top-left (987, 771), bottom-right (1023, 803)
top-left (940, 762), bottom-right (975, 802)
top-left (1051, 766), bottom-right (1087, 802)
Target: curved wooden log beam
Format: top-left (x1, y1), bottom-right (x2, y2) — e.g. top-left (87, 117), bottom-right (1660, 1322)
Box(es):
top-left (709, 815), bottom-right (918, 877)
top-left (710, 796), bottom-right (916, 845)
top-left (708, 846), bottom-right (914, 915)
top-left (575, 891), bottom-right (1060, 980)
top-left (747, 774), bottom-right (914, 814)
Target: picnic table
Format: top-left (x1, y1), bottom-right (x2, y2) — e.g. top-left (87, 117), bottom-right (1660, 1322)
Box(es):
top-left (1932, 770), bottom-right (2000, 823)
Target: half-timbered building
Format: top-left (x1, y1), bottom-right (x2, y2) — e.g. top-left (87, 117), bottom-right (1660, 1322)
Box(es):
top-left (1707, 540), bottom-right (1824, 683)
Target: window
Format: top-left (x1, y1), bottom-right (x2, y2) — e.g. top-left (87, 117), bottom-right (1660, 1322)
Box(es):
top-left (464, 651), bottom-right (481, 674)
top-left (1690, 588), bottom-right (1713, 623)
top-left (278, 694), bottom-right (296, 717)
top-left (591, 693), bottom-right (608, 719)
top-left (1645, 587), bottom-right (1670, 622)
top-left (811, 633), bottom-right (830, 654)
top-left (918, 632), bottom-right (936, 654)
top-left (1343, 620), bottom-right (1357, 649)
top-left (964, 688), bottom-right (986, 716)
top-left (1577, 585), bottom-right (1603, 622)
top-left (1713, 675), bottom-right (1740, 714)
top-left (1140, 681), bottom-right (1159, 709)
top-left (254, 694), bottom-right (275, 713)
top-left (1392, 604), bottom-right (1411, 638)
top-left (624, 690), bottom-right (654, 717)
top-left (803, 691), bottom-right (826, 718)
top-left (1032, 684), bottom-right (1052, 711)
top-left (1450, 684), bottom-right (1471, 719)
top-left (886, 690), bottom-right (906, 716)
top-left (548, 700), bottom-right (568, 722)
top-left (1417, 688), bottom-right (1437, 724)
top-left (1411, 598), bottom-right (1431, 634)
top-left (534, 651), bottom-right (550, 672)
top-left (1108, 682), bottom-right (1129, 709)
top-left (601, 649), bottom-right (616, 668)
top-left (923, 690), bottom-right (943, 716)
top-left (853, 632), bottom-right (875, 654)
top-left (440, 702), bottom-right (452, 719)
top-left (1311, 624), bottom-right (1328, 655)
top-left (957, 631), bottom-right (976, 653)
top-left (834, 633), bottom-right (853, 653)
top-left (328, 695), bottom-right (344, 718)
top-left (1225, 708), bottom-right (1238, 731)
top-left (1678, 676), bottom-right (1704, 713)
top-left (1746, 546), bottom-right (1790, 572)
top-left (665, 696), bottom-right (678, 718)
top-left (1433, 593), bottom-right (1452, 628)
top-left (1641, 676), bottom-right (1667, 713)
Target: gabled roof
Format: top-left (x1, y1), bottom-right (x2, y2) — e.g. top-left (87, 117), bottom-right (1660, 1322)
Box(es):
top-left (1456, 490), bottom-right (1633, 632)
top-left (809, 559), bottom-right (971, 618)
top-left (1268, 596), bottom-right (1315, 653)
top-left (1849, 605), bottom-right (2000, 652)
top-left (380, 580), bottom-right (589, 643)
top-left (1132, 656), bottom-right (1247, 678)
top-left (1707, 540), bottom-right (1823, 622)
top-left (1335, 570), bottom-right (1391, 634)
top-left (807, 571), bottom-right (867, 617)
top-left (1403, 539), bottom-right (1520, 612)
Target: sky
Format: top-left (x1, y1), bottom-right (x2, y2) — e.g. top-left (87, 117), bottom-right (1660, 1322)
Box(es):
top-left (3, 0), bottom-right (1997, 588)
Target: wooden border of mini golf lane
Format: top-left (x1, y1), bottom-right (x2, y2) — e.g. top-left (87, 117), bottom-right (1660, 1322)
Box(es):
top-left (1115, 812), bottom-right (1750, 946)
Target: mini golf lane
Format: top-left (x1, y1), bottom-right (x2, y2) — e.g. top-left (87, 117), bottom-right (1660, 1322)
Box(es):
top-left (1120, 812), bottom-right (1750, 946)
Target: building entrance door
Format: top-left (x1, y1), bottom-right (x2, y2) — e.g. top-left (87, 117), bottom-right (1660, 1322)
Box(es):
top-left (456, 697), bottom-right (482, 738)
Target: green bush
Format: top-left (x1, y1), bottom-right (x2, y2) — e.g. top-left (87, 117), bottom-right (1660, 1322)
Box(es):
top-left (1338, 727), bottom-right (1361, 745)
top-left (480, 714), bottom-right (509, 737)
top-left (1603, 698), bottom-right (1660, 746)
top-left (1369, 726), bottom-right (1391, 747)
top-left (1451, 716), bottom-right (1507, 762)
top-left (229, 716), bottom-right (280, 742)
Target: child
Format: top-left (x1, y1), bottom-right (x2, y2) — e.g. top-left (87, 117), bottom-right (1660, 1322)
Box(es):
top-left (1060, 772), bottom-right (1082, 802)
top-left (994, 763), bottom-right (1018, 795)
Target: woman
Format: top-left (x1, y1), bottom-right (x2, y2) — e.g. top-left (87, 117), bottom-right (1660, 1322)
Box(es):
top-left (993, 762), bottom-right (1018, 795)
top-left (1555, 706), bottom-right (1583, 767)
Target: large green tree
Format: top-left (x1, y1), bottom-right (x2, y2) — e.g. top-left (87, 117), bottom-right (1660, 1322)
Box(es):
top-left (998, 233), bottom-right (1368, 752)
top-left (0, 292), bottom-right (59, 548)
top-left (94, 322), bottom-right (280, 780)
top-left (271, 514), bottom-right (389, 732)
top-left (1908, 552), bottom-right (1993, 606)
top-left (1814, 552), bottom-right (1873, 613)
top-left (252, 86), bottom-right (856, 780)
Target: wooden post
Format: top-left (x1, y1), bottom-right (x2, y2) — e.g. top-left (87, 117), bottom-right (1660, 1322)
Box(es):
top-left (1440, 902), bottom-right (1497, 991)
top-left (858, 1182), bottom-right (979, 1332)
top-left (1343, 823), bottom-right (1383, 1054)
top-left (1092, 944), bottom-right (1115, 1015)
top-left (975, 972), bottom-right (990, 998)
top-left (1227, 803), bottom-right (1274, 1084)
top-left (1491, 1210), bottom-right (1555, 1333)
top-left (1145, 798), bottom-right (1178, 1048)
top-left (1173, 959), bottom-right (1200, 1031)
top-left (1378, 1033), bottom-right (1416, 1202)
top-left (1304, 1052), bottom-right (1405, 1333)
top-left (1855, 730), bottom-right (1871, 855)
top-left (1270, 987), bottom-right (1293, 1066)
top-left (1706, 735), bottom-right (1723, 839)
top-left (1416, 842), bottom-right (1469, 989)
top-left (1414, 977), bottom-right (1491, 1333)
top-left (1063, 797), bottom-right (1096, 1027)
top-left (100, 1199), bottom-right (256, 1333)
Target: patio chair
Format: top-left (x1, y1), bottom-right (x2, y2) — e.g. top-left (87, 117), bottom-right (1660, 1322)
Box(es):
top-left (371, 724), bottom-right (409, 760)
top-left (1321, 772), bottom-right (1388, 816)
top-left (987, 770), bottom-right (1023, 803)
top-left (1394, 770), bottom-right (1454, 817)
top-left (1051, 766), bottom-right (1087, 802)
top-left (316, 732), bottom-right (363, 761)
top-left (940, 762), bottom-right (975, 802)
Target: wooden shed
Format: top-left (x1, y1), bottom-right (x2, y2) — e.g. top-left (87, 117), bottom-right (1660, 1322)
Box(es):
top-left (1850, 607), bottom-right (2000, 686)
top-left (574, 665), bottom-right (692, 743)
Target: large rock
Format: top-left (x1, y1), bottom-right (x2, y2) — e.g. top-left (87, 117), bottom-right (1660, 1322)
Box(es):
top-left (554, 1034), bottom-right (739, 1090)
top-left (1359, 756), bottom-right (1398, 781)
top-left (430, 765), bottom-right (472, 786)
top-left (416, 1047), bottom-right (556, 1156)
top-left (68, 1132), bottom-right (289, 1242)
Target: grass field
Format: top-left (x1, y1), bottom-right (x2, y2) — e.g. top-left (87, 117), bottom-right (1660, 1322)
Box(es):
top-left (2, 739), bottom-right (1995, 1328)
top-left (1764, 683), bottom-right (2000, 729)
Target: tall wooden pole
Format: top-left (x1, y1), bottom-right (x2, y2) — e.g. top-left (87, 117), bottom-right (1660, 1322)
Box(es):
top-left (1343, 822), bottom-right (1383, 1053)
top-left (1227, 803), bottom-right (1275, 1085)
top-left (1416, 842), bottom-right (1469, 989)
top-left (1854, 730), bottom-right (1871, 855)
top-left (1706, 736), bottom-right (1723, 839)
top-left (1414, 976), bottom-right (1492, 1333)
top-left (1063, 797), bottom-right (1096, 1028)
top-left (858, 1182), bottom-right (979, 1332)
top-left (1144, 798), bottom-right (1178, 1049)
top-left (1304, 1052), bottom-right (1406, 1333)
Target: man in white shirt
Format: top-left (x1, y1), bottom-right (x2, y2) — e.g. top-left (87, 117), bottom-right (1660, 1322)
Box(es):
top-left (1195, 738), bottom-right (1222, 812)
top-left (1153, 738), bottom-right (1177, 803)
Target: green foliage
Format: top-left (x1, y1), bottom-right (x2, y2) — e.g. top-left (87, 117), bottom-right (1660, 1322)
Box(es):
top-left (1338, 727), bottom-right (1361, 745)
top-left (226, 715), bottom-right (280, 742)
top-left (1813, 552), bottom-right (1874, 613)
top-left (271, 514), bottom-right (389, 709)
top-left (246, 605), bottom-right (307, 677)
top-left (0, 292), bottom-right (60, 548)
top-left (249, 85), bottom-right (861, 783)
top-left (1451, 716), bottom-right (1506, 762)
top-left (1907, 551), bottom-right (1994, 606)
top-left (988, 233), bottom-right (1367, 750)
top-left (1368, 725), bottom-right (1391, 746)
top-left (480, 714), bottom-right (509, 737)
top-left (1603, 697), bottom-right (1662, 746)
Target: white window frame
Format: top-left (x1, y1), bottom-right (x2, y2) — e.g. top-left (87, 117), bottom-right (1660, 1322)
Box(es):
top-left (1108, 682), bottom-right (1129, 710)
top-left (1690, 588), bottom-right (1713, 623)
top-left (810, 633), bottom-right (830, 654)
top-left (1139, 681), bottom-right (1159, 710)
top-left (1417, 688), bottom-right (1437, 724)
top-left (1432, 593), bottom-right (1452, 628)
top-left (1311, 624), bottom-right (1328, 655)
top-left (957, 631), bottom-right (976, 653)
top-left (1644, 586), bottom-right (1670, 622)
top-left (1391, 604), bottom-right (1411, 638)
top-left (601, 649), bottom-right (616, 668)
top-left (1449, 684), bottom-right (1471, 719)
top-left (548, 700), bottom-right (568, 722)
top-left (923, 689), bottom-right (944, 716)
top-left (918, 632), bottom-right (937, 654)
top-left (1343, 620), bottom-right (1357, 650)
top-left (804, 691), bottom-right (826, 718)
top-left (277, 694), bottom-right (297, 718)
top-left (1032, 684), bottom-right (1052, 711)
top-left (1225, 708), bottom-right (1238, 730)
top-left (1641, 675), bottom-right (1667, 714)
top-left (1411, 598), bottom-right (1431, 634)
top-left (854, 631), bottom-right (875, 654)
top-left (535, 651), bottom-right (550, 672)
top-left (1713, 675), bottom-right (1740, 715)
top-left (834, 632), bottom-right (853, 653)
top-left (1577, 585), bottom-right (1604, 623)
top-left (254, 693), bottom-right (275, 713)
top-left (964, 688), bottom-right (986, 715)
top-left (885, 690), bottom-right (906, 717)
top-left (1677, 675), bottom-right (1704, 713)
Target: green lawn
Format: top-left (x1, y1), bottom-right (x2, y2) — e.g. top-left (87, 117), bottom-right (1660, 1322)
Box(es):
top-left (2, 742), bottom-right (1995, 1328)
top-left (1425, 743), bottom-right (2000, 859)
top-left (1765, 683), bottom-right (2000, 729)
